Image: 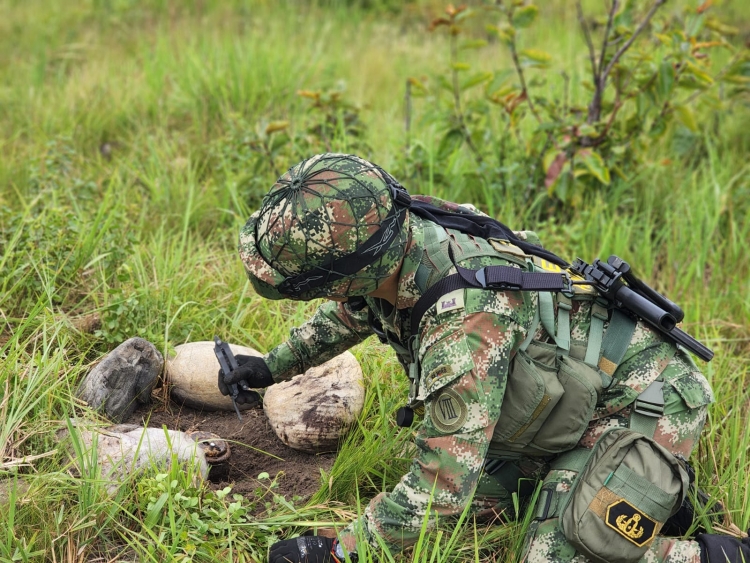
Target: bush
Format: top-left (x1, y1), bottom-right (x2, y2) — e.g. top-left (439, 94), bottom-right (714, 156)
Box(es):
top-left (401, 1), bottom-right (749, 216)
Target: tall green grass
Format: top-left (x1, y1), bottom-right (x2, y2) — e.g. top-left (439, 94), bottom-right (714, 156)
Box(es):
top-left (1, 0), bottom-right (749, 561)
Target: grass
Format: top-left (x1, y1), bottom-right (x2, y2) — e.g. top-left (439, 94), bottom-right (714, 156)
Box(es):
top-left (1, 0), bottom-right (749, 561)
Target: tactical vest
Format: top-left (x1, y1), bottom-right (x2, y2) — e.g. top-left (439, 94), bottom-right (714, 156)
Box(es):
top-left (393, 218), bottom-right (674, 460)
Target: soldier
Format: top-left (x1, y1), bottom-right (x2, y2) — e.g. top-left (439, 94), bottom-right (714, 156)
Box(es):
top-left (219, 153), bottom-right (748, 563)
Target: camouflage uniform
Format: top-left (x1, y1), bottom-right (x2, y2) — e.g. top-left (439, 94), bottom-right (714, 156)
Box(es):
top-left (238, 156), bottom-right (714, 562)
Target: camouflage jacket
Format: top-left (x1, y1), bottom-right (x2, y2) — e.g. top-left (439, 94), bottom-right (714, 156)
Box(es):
top-left (262, 197), bottom-right (713, 554)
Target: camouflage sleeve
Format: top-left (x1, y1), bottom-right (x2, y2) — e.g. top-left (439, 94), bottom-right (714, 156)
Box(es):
top-left (263, 300), bottom-right (373, 382)
top-left (337, 289), bottom-right (533, 554)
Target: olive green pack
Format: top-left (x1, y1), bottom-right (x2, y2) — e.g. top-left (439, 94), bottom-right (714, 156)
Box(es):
top-left (552, 428), bottom-right (688, 563)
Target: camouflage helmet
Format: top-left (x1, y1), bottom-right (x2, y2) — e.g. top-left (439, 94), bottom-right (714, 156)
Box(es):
top-left (238, 153), bottom-right (412, 300)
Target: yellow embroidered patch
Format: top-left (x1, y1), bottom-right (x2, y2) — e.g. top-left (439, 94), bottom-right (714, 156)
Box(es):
top-left (605, 499), bottom-right (658, 547)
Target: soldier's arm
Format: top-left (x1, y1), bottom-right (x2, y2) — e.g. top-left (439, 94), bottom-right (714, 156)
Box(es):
top-left (264, 300), bottom-right (373, 382)
top-left (336, 294), bottom-right (530, 554)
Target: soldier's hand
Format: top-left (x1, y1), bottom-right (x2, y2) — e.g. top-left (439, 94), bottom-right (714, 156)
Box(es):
top-left (217, 355), bottom-right (273, 404)
top-left (269, 536), bottom-right (342, 563)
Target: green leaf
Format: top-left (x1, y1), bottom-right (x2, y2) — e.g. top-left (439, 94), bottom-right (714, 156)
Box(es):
top-left (725, 58), bottom-right (750, 79)
top-left (496, 26), bottom-right (516, 46)
top-left (684, 62), bottom-right (714, 86)
top-left (578, 149), bottom-right (611, 185)
top-left (437, 75), bottom-right (454, 94)
top-left (519, 48), bottom-right (551, 69)
top-left (454, 8), bottom-right (474, 22)
top-left (461, 71), bottom-right (492, 90)
top-left (577, 124), bottom-right (597, 137)
top-left (685, 13), bottom-right (705, 38)
top-left (674, 105), bottom-right (698, 132)
top-left (656, 60), bottom-right (675, 103)
top-left (655, 33), bottom-right (673, 47)
top-left (460, 39), bottom-right (488, 50)
top-left (649, 116), bottom-right (669, 138)
top-left (437, 129), bottom-right (465, 161)
top-left (451, 62), bottom-right (471, 71)
top-left (486, 69), bottom-right (515, 96)
top-left (705, 18), bottom-right (738, 36)
top-left (145, 493), bottom-right (169, 528)
top-left (512, 5), bottom-right (538, 29)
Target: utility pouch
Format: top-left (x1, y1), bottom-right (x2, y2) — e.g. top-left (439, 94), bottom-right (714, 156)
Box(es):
top-left (557, 428), bottom-right (688, 563)
top-left (492, 340), bottom-right (603, 454)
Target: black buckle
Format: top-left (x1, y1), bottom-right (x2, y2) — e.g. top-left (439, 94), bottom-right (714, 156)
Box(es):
top-left (535, 487), bottom-right (555, 521)
top-left (390, 185), bottom-right (412, 208)
top-left (561, 272), bottom-right (574, 294)
top-left (475, 267), bottom-right (524, 290)
top-left (484, 459), bottom-right (506, 475)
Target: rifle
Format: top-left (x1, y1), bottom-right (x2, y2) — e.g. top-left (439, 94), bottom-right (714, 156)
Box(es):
top-left (569, 256), bottom-right (714, 362)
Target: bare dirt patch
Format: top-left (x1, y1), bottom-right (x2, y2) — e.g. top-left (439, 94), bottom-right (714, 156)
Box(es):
top-left (126, 401), bottom-right (336, 505)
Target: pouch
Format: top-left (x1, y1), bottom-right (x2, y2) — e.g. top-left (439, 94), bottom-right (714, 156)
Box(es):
top-left (491, 341), bottom-right (603, 454)
top-left (558, 428), bottom-right (688, 563)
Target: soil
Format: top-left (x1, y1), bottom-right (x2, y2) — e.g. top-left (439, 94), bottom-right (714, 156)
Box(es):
top-left (126, 400), bottom-right (336, 505)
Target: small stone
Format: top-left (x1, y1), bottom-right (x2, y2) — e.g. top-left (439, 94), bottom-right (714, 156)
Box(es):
top-left (76, 338), bottom-right (163, 423)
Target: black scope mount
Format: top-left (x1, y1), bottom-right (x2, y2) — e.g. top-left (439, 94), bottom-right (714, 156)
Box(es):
top-left (569, 256), bottom-right (713, 362)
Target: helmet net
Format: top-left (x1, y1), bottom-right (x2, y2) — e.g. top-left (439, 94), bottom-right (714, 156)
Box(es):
top-left (254, 153), bottom-right (408, 299)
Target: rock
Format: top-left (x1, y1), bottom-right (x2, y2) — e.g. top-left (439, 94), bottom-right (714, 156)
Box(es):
top-left (263, 352), bottom-right (364, 453)
top-left (77, 338), bottom-right (163, 423)
top-left (167, 341), bottom-right (262, 411)
top-left (61, 422), bottom-right (208, 493)
top-left (0, 478), bottom-right (29, 506)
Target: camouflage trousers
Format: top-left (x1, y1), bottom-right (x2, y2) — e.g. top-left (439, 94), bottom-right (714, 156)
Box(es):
top-left (474, 359), bottom-right (709, 563)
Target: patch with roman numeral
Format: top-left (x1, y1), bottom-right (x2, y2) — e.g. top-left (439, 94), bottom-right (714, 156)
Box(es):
top-left (605, 499), bottom-right (657, 547)
top-left (430, 388), bottom-right (468, 434)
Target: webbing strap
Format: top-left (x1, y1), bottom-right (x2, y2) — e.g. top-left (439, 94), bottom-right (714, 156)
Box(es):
top-left (598, 309), bottom-right (637, 376)
top-left (537, 292), bottom-right (571, 354)
top-left (584, 300), bottom-right (609, 368)
top-left (410, 265), bottom-right (570, 333)
top-left (549, 448), bottom-right (593, 472)
top-left (539, 292), bottom-right (556, 347)
top-left (519, 299), bottom-right (541, 352)
top-left (556, 295), bottom-right (572, 353)
top-left (536, 447), bottom-right (595, 521)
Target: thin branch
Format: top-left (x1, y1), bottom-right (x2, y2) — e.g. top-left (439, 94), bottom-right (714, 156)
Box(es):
top-left (449, 33), bottom-right (483, 165)
top-left (405, 79), bottom-right (412, 152)
top-left (586, 0), bottom-right (620, 124)
top-left (576, 0), bottom-right (599, 79)
top-left (508, 38), bottom-right (544, 125)
top-left (601, 0), bottom-right (666, 88)
top-left (606, 36), bottom-right (626, 49)
top-left (597, 0), bottom-right (620, 84)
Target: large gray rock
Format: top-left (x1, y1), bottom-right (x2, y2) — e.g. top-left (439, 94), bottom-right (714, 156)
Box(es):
top-left (60, 423), bottom-right (208, 494)
top-left (77, 338), bottom-right (163, 422)
top-left (263, 351), bottom-right (364, 453)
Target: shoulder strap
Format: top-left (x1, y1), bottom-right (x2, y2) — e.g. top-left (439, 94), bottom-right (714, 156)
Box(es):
top-left (410, 263), bottom-right (572, 332)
